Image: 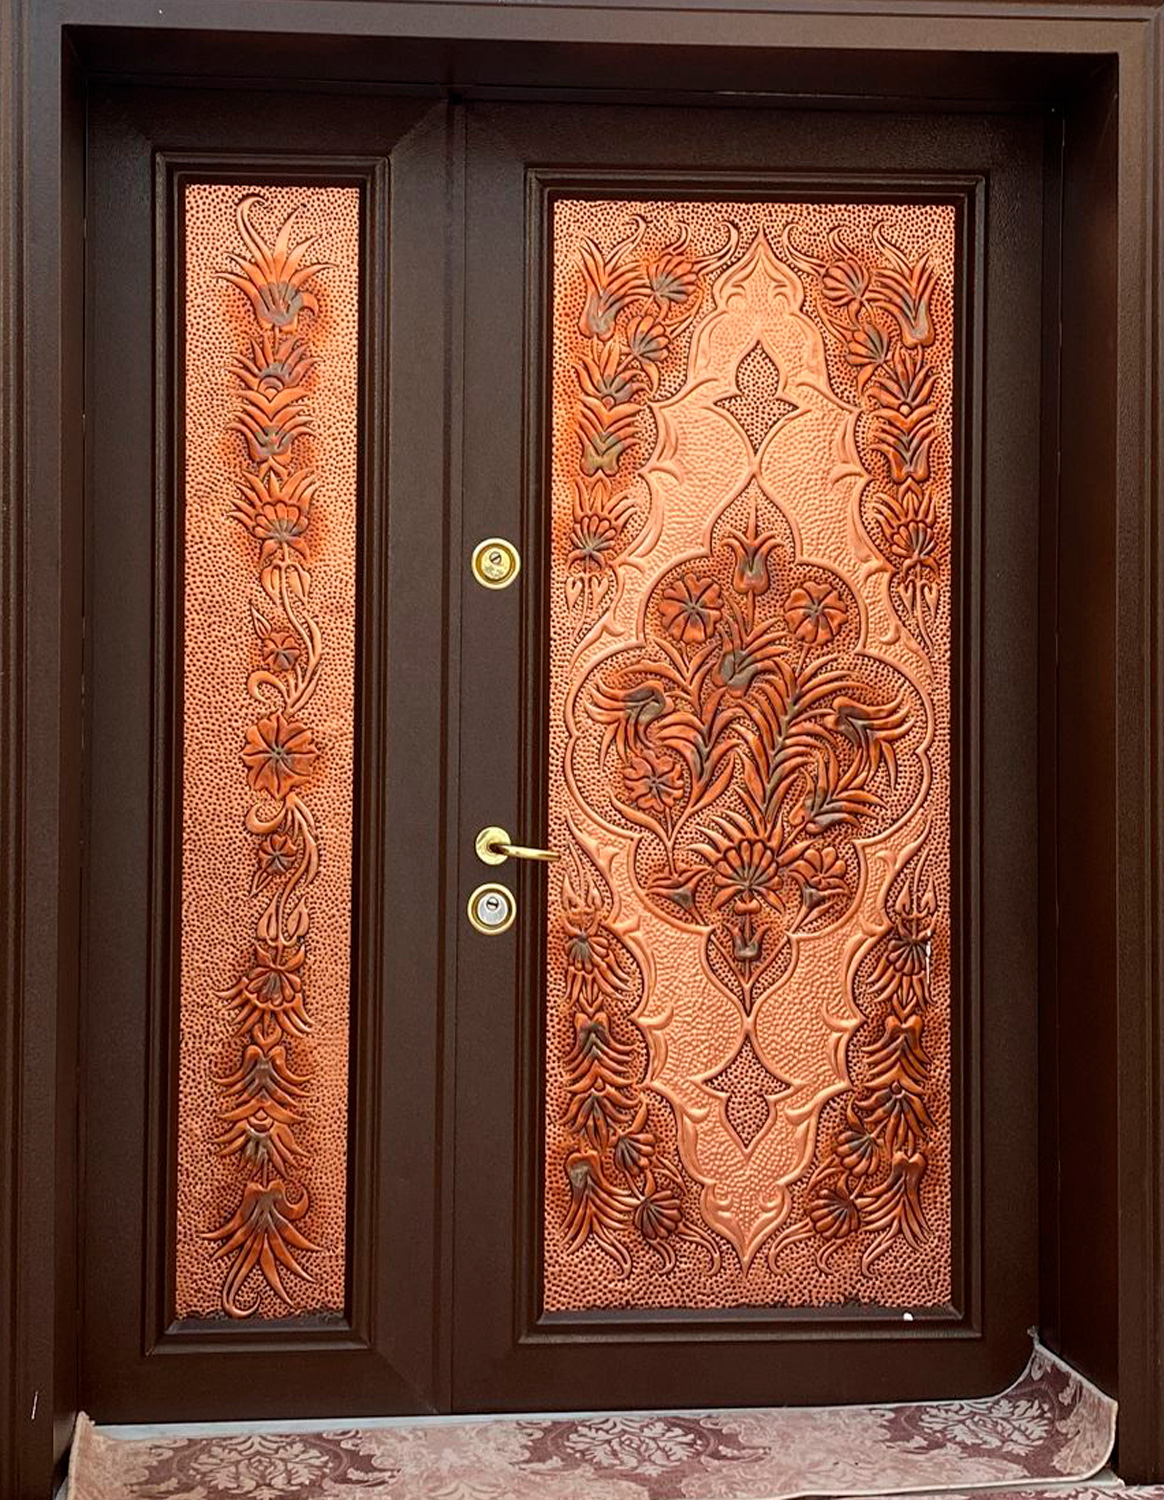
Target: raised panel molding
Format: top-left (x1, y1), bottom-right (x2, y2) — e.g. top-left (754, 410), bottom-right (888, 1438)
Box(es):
top-left (146, 155), bottom-right (392, 1352)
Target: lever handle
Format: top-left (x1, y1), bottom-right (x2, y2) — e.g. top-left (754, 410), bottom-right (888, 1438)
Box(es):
top-left (475, 825), bottom-right (559, 866)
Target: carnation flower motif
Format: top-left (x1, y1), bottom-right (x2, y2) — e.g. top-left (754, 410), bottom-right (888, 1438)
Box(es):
top-left (221, 942), bottom-right (311, 1038)
top-left (632, 1173), bottom-right (682, 1244)
top-left (566, 478), bottom-right (635, 580)
top-left (809, 1174), bottom-right (861, 1240)
top-left (625, 313), bottom-right (670, 372)
top-left (230, 469), bottom-right (316, 567)
top-left (692, 812), bottom-right (795, 917)
top-left (788, 844), bottom-right (849, 919)
top-left (218, 194), bottom-right (329, 333)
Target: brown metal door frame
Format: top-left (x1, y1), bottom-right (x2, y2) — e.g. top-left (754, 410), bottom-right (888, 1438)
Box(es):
top-left (3, 6), bottom-right (1162, 1496)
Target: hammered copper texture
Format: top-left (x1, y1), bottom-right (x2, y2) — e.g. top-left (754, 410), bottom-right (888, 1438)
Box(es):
top-left (544, 199), bottom-right (954, 1310)
top-left (176, 185), bottom-right (359, 1319)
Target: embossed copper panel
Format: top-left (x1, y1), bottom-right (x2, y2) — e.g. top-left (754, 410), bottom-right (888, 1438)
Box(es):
top-left (176, 185), bottom-right (359, 1319)
top-left (545, 199), bottom-right (955, 1310)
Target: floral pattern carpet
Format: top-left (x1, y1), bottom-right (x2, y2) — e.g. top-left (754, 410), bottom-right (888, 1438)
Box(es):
top-left (68, 1342), bottom-right (1121, 1500)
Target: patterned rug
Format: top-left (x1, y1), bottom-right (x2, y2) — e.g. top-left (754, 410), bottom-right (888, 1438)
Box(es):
top-left (68, 1341), bottom-right (1119, 1500)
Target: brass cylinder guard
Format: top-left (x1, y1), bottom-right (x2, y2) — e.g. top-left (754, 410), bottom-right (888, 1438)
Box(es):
top-left (471, 537), bottom-right (521, 589)
top-left (467, 882), bottom-right (517, 934)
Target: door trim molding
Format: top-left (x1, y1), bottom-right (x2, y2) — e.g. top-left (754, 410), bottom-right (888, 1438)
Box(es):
top-left (3, 4), bottom-right (1162, 1494)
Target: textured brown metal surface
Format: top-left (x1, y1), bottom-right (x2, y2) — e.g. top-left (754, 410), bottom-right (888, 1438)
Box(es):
top-left (176, 185), bottom-right (359, 1319)
top-left (544, 198), bottom-right (954, 1310)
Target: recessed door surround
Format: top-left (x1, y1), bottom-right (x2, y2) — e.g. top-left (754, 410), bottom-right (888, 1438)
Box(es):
top-left (544, 198), bottom-right (955, 1310)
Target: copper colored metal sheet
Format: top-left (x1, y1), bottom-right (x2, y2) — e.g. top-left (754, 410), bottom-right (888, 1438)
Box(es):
top-left (176, 185), bottom-right (359, 1319)
top-left (545, 199), bottom-right (955, 1310)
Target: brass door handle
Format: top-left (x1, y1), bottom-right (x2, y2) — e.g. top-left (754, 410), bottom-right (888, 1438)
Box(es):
top-left (475, 825), bottom-right (559, 866)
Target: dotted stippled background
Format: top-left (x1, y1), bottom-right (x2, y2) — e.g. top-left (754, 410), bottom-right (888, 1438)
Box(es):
top-left (176, 184), bottom-right (359, 1320)
top-left (545, 197), bottom-right (955, 1312)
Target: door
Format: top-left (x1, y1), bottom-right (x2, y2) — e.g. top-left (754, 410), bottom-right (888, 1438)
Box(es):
top-left (80, 85), bottom-right (1045, 1421)
top-left (81, 86), bottom-right (451, 1417)
top-left (452, 103), bottom-right (1044, 1409)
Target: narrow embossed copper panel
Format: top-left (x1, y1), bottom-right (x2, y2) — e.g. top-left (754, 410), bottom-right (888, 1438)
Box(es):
top-left (545, 198), bottom-right (955, 1310)
top-left (176, 184), bottom-right (359, 1319)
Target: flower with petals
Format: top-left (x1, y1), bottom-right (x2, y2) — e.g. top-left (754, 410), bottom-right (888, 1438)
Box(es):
top-left (222, 942), bottom-right (310, 1038)
top-left (577, 232), bottom-right (649, 341)
top-left (658, 573), bottom-right (724, 645)
top-left (568, 512), bottom-right (622, 573)
top-left (241, 712), bottom-right (317, 799)
top-left (885, 514), bottom-right (939, 577)
top-left (216, 1108), bottom-right (305, 1178)
top-left (784, 580), bottom-right (848, 646)
top-left (689, 821), bottom-right (786, 913)
top-left (219, 195), bottom-right (327, 333)
top-left (255, 501), bottom-right (308, 560)
top-left (231, 330), bottom-right (315, 396)
top-left (788, 844), bottom-right (849, 916)
top-left (845, 318), bottom-right (892, 387)
top-left (230, 470), bottom-right (316, 566)
top-left (576, 340), bottom-right (644, 407)
top-left (626, 314), bottom-right (670, 366)
top-left (261, 629), bottom-right (302, 673)
top-left (647, 250), bottom-right (699, 307)
top-left (706, 837), bottom-right (782, 911)
top-left (564, 916), bottom-right (612, 976)
top-left (835, 1120), bottom-right (881, 1177)
top-left (633, 1178), bottom-right (682, 1243)
top-left (623, 749), bottom-right (684, 815)
top-left (613, 1101), bottom-right (657, 1174)
top-left (821, 256), bottom-right (872, 315)
top-left (809, 1176), bottom-right (860, 1240)
top-left (725, 526), bottom-right (780, 596)
top-left (257, 832), bottom-right (299, 878)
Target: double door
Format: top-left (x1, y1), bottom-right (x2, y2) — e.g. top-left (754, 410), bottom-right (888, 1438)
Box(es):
top-left (81, 86), bottom-right (1044, 1419)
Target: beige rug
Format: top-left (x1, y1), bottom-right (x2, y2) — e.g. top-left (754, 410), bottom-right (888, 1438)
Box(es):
top-left (68, 1340), bottom-right (1119, 1500)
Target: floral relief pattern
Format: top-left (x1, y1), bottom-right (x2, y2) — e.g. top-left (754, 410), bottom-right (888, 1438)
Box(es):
top-left (67, 1343), bottom-right (1118, 1500)
top-left (546, 200), bottom-right (954, 1310)
top-left (178, 186), bottom-right (358, 1320)
top-left (203, 193), bottom-right (332, 1317)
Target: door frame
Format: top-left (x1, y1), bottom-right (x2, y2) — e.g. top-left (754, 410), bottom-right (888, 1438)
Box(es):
top-left (3, 3), bottom-right (1162, 1496)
